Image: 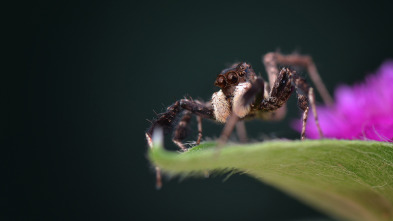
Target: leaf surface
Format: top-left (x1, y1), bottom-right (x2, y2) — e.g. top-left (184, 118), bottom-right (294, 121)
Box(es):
top-left (149, 140), bottom-right (393, 221)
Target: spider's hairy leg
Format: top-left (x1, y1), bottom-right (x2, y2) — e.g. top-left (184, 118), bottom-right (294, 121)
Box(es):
top-left (300, 107), bottom-right (309, 140)
top-left (172, 110), bottom-right (192, 151)
top-left (146, 101), bottom-right (182, 189)
top-left (183, 100), bottom-right (208, 145)
top-left (173, 99), bottom-right (214, 148)
top-left (146, 99), bottom-right (214, 189)
top-left (263, 52), bottom-right (333, 105)
top-left (146, 100), bottom-right (182, 148)
top-left (292, 75), bottom-right (324, 139)
top-left (172, 104), bottom-right (207, 149)
top-left (217, 114), bottom-right (239, 148)
top-left (263, 53), bottom-right (281, 90)
top-left (255, 68), bottom-right (312, 140)
top-left (262, 53), bottom-right (287, 121)
top-left (196, 116), bottom-right (203, 145)
top-left (235, 121), bottom-right (248, 143)
top-left (180, 99), bottom-right (215, 120)
top-left (260, 68), bottom-right (294, 112)
top-left (296, 92), bottom-right (310, 140)
top-left (146, 99), bottom-right (214, 150)
top-left (308, 88), bottom-right (324, 138)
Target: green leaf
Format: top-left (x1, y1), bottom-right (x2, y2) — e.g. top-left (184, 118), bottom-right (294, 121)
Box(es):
top-left (149, 140), bottom-right (393, 221)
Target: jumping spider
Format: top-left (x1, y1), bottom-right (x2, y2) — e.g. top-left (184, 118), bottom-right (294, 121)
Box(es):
top-left (146, 52), bottom-right (331, 188)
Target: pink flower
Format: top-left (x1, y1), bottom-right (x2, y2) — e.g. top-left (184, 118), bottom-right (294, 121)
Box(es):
top-left (296, 60), bottom-right (393, 142)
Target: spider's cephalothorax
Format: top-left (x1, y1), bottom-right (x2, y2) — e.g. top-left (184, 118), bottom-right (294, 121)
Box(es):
top-left (211, 62), bottom-right (257, 123)
top-left (214, 62), bottom-right (257, 96)
top-left (146, 52), bottom-right (331, 188)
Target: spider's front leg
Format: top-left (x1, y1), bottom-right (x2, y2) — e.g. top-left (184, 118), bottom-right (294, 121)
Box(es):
top-left (171, 110), bottom-right (192, 150)
top-left (146, 99), bottom-right (214, 189)
top-left (172, 101), bottom-right (208, 149)
top-left (146, 99), bottom-right (214, 150)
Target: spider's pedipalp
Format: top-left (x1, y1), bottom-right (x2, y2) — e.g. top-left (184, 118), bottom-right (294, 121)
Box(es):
top-left (241, 78), bottom-right (265, 108)
top-left (232, 82), bottom-right (252, 118)
top-left (211, 90), bottom-right (231, 123)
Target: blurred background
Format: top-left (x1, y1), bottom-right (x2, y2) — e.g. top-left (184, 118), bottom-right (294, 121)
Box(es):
top-left (7, 0), bottom-right (393, 220)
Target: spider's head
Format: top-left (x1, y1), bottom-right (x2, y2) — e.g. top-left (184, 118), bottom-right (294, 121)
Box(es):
top-left (214, 62), bottom-right (256, 90)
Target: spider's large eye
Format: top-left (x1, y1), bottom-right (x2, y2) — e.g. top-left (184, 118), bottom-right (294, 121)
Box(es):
top-left (215, 75), bottom-right (227, 88)
top-left (227, 72), bottom-right (239, 84)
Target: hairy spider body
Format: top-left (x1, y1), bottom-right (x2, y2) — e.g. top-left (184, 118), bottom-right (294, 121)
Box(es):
top-left (146, 53), bottom-right (330, 188)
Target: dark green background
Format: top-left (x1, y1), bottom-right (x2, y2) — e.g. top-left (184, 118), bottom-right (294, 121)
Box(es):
top-left (8, 1), bottom-right (393, 220)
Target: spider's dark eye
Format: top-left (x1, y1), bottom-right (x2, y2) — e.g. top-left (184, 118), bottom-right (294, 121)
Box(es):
top-left (227, 72), bottom-right (239, 84)
top-left (215, 75), bottom-right (227, 88)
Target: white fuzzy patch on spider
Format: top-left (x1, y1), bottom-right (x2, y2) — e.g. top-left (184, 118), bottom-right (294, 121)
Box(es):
top-left (211, 90), bottom-right (231, 123)
top-left (232, 82), bottom-right (252, 118)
